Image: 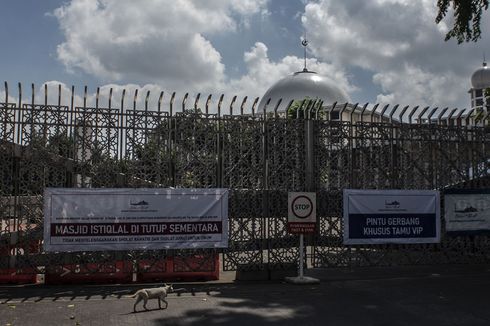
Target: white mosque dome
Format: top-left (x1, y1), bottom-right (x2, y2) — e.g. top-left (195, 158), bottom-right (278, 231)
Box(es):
top-left (258, 69), bottom-right (350, 113)
top-left (471, 62), bottom-right (490, 89)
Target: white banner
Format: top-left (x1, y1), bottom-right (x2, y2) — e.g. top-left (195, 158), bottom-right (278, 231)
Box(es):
top-left (445, 191), bottom-right (490, 233)
top-left (44, 188), bottom-right (228, 252)
top-left (343, 189), bottom-right (440, 245)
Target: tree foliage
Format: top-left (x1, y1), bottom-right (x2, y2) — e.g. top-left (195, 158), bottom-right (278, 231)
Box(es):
top-left (436, 0), bottom-right (489, 43)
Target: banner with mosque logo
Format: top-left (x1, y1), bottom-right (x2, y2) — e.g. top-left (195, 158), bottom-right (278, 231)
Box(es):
top-left (44, 188), bottom-right (228, 252)
top-left (343, 189), bottom-right (440, 244)
top-left (445, 189), bottom-right (490, 234)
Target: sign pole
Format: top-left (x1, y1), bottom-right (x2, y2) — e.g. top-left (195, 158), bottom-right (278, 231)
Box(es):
top-left (299, 233), bottom-right (304, 278)
top-left (285, 192), bottom-right (319, 285)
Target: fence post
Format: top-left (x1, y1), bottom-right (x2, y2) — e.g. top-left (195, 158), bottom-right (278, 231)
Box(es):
top-left (305, 118), bottom-right (314, 192)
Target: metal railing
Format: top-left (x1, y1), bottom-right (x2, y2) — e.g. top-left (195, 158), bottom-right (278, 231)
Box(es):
top-left (0, 82), bottom-right (489, 278)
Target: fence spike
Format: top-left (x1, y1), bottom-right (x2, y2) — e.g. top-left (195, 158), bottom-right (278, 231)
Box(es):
top-left (314, 100), bottom-right (324, 119)
top-left (157, 91), bottom-right (164, 113)
top-left (408, 105), bottom-right (419, 124)
top-left (145, 90), bottom-right (150, 112)
top-left (318, 100), bottom-right (324, 118)
top-left (58, 84), bottom-right (62, 107)
top-left (326, 102), bottom-right (337, 121)
top-left (307, 99), bottom-right (318, 119)
top-left (379, 104), bottom-right (390, 121)
top-left (18, 82), bottom-right (22, 108)
top-left (437, 107), bottom-right (449, 125)
top-left (370, 103), bottom-right (379, 123)
top-left (399, 105), bottom-right (410, 123)
top-left (359, 103), bottom-right (369, 123)
top-left (251, 97), bottom-right (259, 117)
top-left (445, 108), bottom-right (457, 126)
top-left (304, 99), bottom-right (312, 119)
top-left (273, 98), bottom-right (282, 118)
top-left (133, 89), bottom-right (138, 111)
top-left (15, 83), bottom-right (21, 143)
top-left (194, 93), bottom-right (201, 113)
top-left (70, 85), bottom-right (74, 134)
top-left (454, 108), bottom-right (466, 127)
top-left (447, 108), bottom-right (458, 120)
top-left (96, 87), bottom-right (100, 109)
top-left (427, 107), bottom-right (438, 124)
top-left (205, 94), bottom-right (212, 115)
top-left (389, 104), bottom-right (399, 123)
top-left (417, 106), bottom-right (430, 124)
top-left (240, 96), bottom-right (248, 115)
top-left (285, 99), bottom-right (295, 117)
top-left (339, 102), bottom-right (349, 121)
top-left (3, 82), bottom-right (7, 105)
top-left (466, 108), bottom-right (475, 126)
top-left (182, 92), bottom-right (188, 112)
top-left (297, 99), bottom-right (307, 119)
top-left (229, 95), bottom-right (237, 116)
top-left (45, 83), bottom-right (48, 108)
top-left (455, 108), bottom-right (466, 120)
top-left (263, 98), bottom-right (271, 117)
top-left (314, 100), bottom-right (322, 119)
top-left (217, 94), bottom-right (224, 117)
top-left (70, 85), bottom-right (74, 111)
top-left (170, 92), bottom-right (176, 116)
top-left (108, 88), bottom-right (113, 109)
top-left (31, 83), bottom-right (35, 108)
top-left (121, 89), bottom-right (126, 111)
top-left (83, 85), bottom-right (87, 108)
top-left (350, 103), bottom-right (359, 123)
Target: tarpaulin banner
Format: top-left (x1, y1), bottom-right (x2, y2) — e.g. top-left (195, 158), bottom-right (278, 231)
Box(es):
top-left (343, 189), bottom-right (440, 245)
top-left (44, 188), bottom-right (228, 252)
top-left (444, 189), bottom-right (490, 234)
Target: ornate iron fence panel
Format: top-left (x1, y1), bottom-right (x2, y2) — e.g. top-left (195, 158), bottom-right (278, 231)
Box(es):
top-left (312, 121), bottom-right (490, 268)
top-left (1, 84), bottom-right (490, 279)
top-left (221, 116), bottom-right (265, 271)
top-left (172, 112), bottom-right (219, 188)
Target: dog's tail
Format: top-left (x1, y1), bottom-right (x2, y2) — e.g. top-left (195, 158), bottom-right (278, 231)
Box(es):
top-left (126, 292), bottom-right (138, 298)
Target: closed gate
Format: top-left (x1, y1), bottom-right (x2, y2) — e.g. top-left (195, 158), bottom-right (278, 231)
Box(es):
top-left (1, 83), bottom-right (490, 283)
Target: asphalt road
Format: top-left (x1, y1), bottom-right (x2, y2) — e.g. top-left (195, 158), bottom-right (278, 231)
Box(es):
top-left (1, 266), bottom-right (490, 326)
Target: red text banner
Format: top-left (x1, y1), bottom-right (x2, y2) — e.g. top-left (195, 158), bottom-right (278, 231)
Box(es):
top-left (44, 188), bottom-right (228, 251)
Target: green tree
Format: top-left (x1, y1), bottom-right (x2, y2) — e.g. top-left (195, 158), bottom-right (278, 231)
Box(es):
top-left (436, 0), bottom-right (489, 43)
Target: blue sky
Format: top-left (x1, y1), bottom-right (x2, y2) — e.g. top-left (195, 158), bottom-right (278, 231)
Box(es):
top-left (0, 0), bottom-right (489, 110)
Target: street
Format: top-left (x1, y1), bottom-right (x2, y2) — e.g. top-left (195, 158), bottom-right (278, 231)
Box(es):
top-left (1, 265), bottom-right (490, 325)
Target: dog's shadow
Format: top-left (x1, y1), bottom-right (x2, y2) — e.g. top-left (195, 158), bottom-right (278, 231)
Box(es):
top-left (120, 307), bottom-right (168, 315)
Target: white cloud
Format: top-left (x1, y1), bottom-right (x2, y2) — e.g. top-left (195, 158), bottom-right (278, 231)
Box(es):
top-left (53, 0), bottom-right (269, 92)
top-left (302, 0), bottom-right (489, 108)
top-left (51, 0), bottom-right (484, 110)
top-left (373, 65), bottom-right (467, 108)
top-left (0, 92), bottom-right (17, 105)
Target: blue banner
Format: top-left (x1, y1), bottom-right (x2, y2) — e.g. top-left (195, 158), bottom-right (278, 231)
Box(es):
top-left (343, 189), bottom-right (440, 244)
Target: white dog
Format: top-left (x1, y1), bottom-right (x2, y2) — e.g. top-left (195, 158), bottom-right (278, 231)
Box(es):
top-left (131, 283), bottom-right (173, 312)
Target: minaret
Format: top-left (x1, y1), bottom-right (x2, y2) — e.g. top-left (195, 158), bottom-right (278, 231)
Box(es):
top-left (469, 56), bottom-right (490, 114)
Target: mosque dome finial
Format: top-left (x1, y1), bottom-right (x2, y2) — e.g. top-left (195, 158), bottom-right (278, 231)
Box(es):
top-left (302, 36), bottom-right (309, 72)
top-left (257, 31), bottom-right (350, 113)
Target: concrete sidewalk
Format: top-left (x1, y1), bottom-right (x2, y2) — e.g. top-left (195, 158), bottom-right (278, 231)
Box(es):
top-left (1, 264), bottom-right (490, 325)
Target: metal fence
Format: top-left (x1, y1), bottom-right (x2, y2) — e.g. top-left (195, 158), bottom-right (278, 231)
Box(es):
top-left (1, 83), bottom-right (490, 281)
